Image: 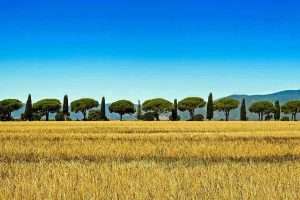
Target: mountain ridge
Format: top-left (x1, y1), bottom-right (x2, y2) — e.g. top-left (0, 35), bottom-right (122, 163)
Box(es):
top-left (227, 89), bottom-right (300, 104)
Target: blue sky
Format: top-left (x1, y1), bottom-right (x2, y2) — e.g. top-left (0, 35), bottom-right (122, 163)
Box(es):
top-left (0, 0), bottom-right (300, 103)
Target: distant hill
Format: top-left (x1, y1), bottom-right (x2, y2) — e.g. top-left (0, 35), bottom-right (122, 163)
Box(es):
top-left (224, 90), bottom-right (300, 120)
top-left (11, 90), bottom-right (300, 120)
top-left (174, 90), bottom-right (300, 120)
top-left (228, 90), bottom-right (300, 105)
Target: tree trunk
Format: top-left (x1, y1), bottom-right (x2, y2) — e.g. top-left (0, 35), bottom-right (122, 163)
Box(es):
top-left (46, 112), bottom-right (49, 121)
top-left (260, 112), bottom-right (264, 121)
top-left (155, 113), bottom-right (160, 121)
top-left (189, 110), bottom-right (194, 120)
top-left (120, 114), bottom-right (123, 121)
top-left (83, 110), bottom-right (86, 121)
top-left (225, 111), bottom-right (229, 121)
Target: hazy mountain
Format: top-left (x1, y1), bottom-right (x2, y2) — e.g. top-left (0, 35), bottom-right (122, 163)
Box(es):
top-left (224, 90), bottom-right (300, 120)
top-left (11, 90), bottom-right (300, 120)
top-left (228, 90), bottom-right (300, 105)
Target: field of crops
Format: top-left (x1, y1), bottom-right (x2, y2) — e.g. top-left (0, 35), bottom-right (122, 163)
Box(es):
top-left (0, 122), bottom-right (299, 199)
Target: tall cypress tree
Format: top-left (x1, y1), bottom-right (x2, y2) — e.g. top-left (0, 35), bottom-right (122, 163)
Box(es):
top-left (206, 93), bottom-right (214, 120)
top-left (171, 99), bottom-right (178, 121)
top-left (24, 94), bottom-right (33, 121)
top-left (100, 97), bottom-right (107, 120)
top-left (137, 100), bottom-right (142, 120)
top-left (240, 98), bottom-right (247, 121)
top-left (63, 95), bottom-right (69, 120)
top-left (274, 100), bottom-right (281, 120)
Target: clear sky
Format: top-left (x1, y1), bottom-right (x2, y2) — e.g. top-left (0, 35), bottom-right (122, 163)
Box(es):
top-left (1, 0), bottom-right (300, 103)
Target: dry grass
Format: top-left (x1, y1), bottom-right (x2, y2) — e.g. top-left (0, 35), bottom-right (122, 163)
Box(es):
top-left (0, 122), bottom-right (299, 199)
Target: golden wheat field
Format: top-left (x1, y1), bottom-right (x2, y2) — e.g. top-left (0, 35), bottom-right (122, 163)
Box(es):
top-left (0, 121), bottom-right (300, 199)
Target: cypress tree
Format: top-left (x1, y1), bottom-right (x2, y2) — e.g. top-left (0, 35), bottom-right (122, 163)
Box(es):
top-left (240, 98), bottom-right (247, 121)
top-left (206, 93), bottom-right (214, 120)
top-left (24, 94), bottom-right (33, 121)
top-left (274, 100), bottom-right (281, 120)
top-left (171, 99), bottom-right (178, 121)
top-left (100, 97), bottom-right (107, 120)
top-left (63, 95), bottom-right (69, 120)
top-left (137, 100), bottom-right (142, 120)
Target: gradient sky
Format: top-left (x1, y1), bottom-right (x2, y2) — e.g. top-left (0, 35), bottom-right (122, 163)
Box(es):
top-left (1, 0), bottom-right (300, 103)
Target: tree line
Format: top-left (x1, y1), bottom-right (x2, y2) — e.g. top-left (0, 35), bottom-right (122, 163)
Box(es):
top-left (0, 93), bottom-right (299, 121)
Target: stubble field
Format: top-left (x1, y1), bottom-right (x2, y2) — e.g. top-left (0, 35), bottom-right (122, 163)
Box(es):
top-left (0, 121), bottom-right (299, 199)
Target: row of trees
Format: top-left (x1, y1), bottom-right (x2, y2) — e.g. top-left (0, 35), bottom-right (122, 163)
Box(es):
top-left (0, 93), bottom-right (300, 121)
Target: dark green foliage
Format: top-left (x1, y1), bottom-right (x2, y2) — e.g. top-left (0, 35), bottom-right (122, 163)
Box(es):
top-left (141, 112), bottom-right (156, 121)
top-left (178, 97), bottom-right (206, 120)
top-left (240, 98), bottom-right (247, 121)
top-left (142, 98), bottom-right (173, 120)
top-left (24, 94), bottom-right (33, 121)
top-left (88, 110), bottom-right (101, 121)
top-left (265, 114), bottom-right (273, 121)
top-left (170, 99), bottom-right (179, 121)
top-left (281, 100), bottom-right (300, 121)
top-left (169, 114), bottom-right (180, 121)
top-left (0, 104), bottom-right (4, 117)
top-left (63, 95), bottom-right (69, 120)
top-left (33, 99), bottom-right (61, 121)
top-left (0, 104), bottom-right (6, 121)
top-left (190, 114), bottom-right (204, 121)
top-left (0, 99), bottom-right (23, 120)
top-left (87, 110), bottom-right (108, 121)
top-left (100, 97), bottom-right (107, 120)
top-left (55, 112), bottom-right (65, 121)
top-left (214, 98), bottom-right (240, 121)
top-left (281, 116), bottom-right (290, 121)
top-left (274, 100), bottom-right (281, 121)
top-left (249, 101), bottom-right (275, 121)
top-left (71, 98), bottom-right (99, 120)
top-left (137, 100), bottom-right (142, 120)
top-left (206, 93), bottom-right (214, 120)
top-left (32, 113), bottom-right (42, 121)
top-left (109, 100), bottom-right (135, 121)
